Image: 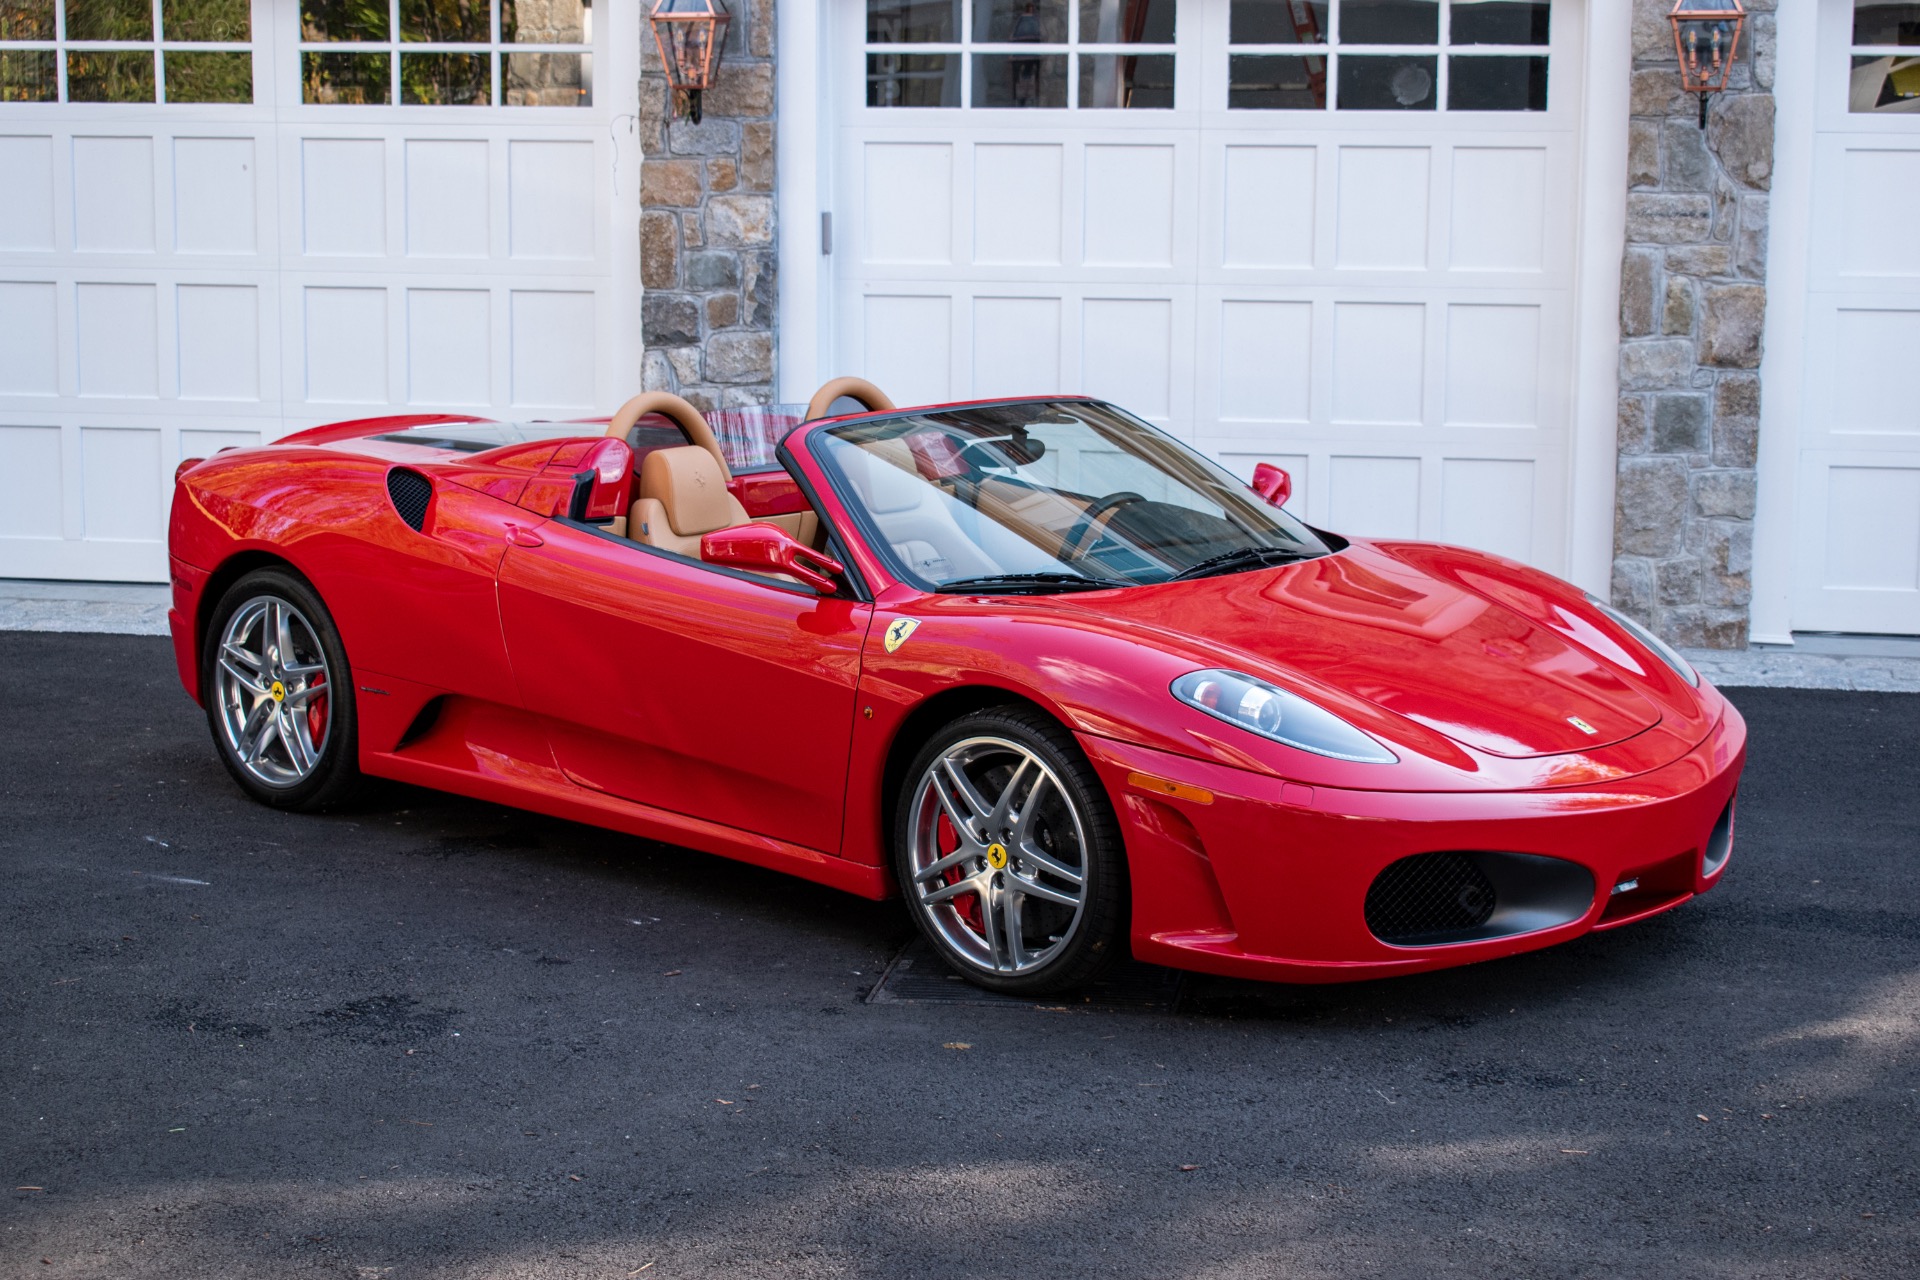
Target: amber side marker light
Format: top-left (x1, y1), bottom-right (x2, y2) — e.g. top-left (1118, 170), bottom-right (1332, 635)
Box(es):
top-left (1127, 772), bottom-right (1215, 805)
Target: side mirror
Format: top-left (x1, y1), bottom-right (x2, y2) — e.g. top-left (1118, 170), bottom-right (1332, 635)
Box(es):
top-left (566, 437), bottom-right (635, 523)
top-left (701, 522), bottom-right (847, 595)
top-left (1252, 462), bottom-right (1292, 509)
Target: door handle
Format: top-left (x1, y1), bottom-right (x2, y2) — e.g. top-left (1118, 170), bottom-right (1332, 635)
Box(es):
top-left (504, 524), bottom-right (544, 548)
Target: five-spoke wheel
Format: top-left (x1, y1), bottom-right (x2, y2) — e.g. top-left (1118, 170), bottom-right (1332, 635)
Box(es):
top-left (895, 706), bottom-right (1126, 993)
top-left (204, 569), bottom-right (361, 810)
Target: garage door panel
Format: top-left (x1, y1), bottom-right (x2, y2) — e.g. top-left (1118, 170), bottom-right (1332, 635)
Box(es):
top-left (80, 426), bottom-right (164, 543)
top-left (1447, 146), bottom-right (1548, 273)
top-left (507, 139), bottom-right (596, 261)
top-left (0, 426), bottom-right (64, 538)
top-left (1329, 454), bottom-right (1422, 539)
top-left (1444, 303), bottom-right (1542, 427)
top-left (1334, 146), bottom-right (1431, 271)
top-left (861, 293), bottom-right (955, 406)
top-left (301, 138), bottom-right (387, 257)
top-left (508, 289), bottom-right (599, 410)
top-left (972, 295), bottom-right (1064, 396)
top-left (1214, 298), bottom-right (1313, 427)
top-left (1082, 295), bottom-right (1184, 423)
top-left (973, 143), bottom-right (1065, 265)
top-left (73, 136), bottom-right (159, 254)
top-left (1083, 144), bottom-right (1178, 267)
top-left (0, 135), bottom-right (58, 251)
top-left (0, 282), bottom-right (60, 396)
top-left (863, 141), bottom-right (957, 265)
top-left (405, 139), bottom-right (492, 259)
top-left (1331, 301), bottom-right (1425, 425)
top-left (173, 137), bottom-right (260, 255)
top-left (1217, 144), bottom-right (1317, 270)
top-left (303, 286), bottom-right (390, 404)
top-left (1831, 308), bottom-right (1920, 435)
top-left (177, 284), bottom-right (263, 401)
top-left (75, 283), bottom-right (161, 399)
top-left (406, 289), bottom-right (493, 407)
top-left (1440, 457), bottom-right (1536, 563)
top-left (1837, 147), bottom-right (1920, 278)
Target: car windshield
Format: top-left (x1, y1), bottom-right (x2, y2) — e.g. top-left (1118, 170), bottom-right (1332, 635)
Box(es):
top-left (811, 400), bottom-right (1336, 591)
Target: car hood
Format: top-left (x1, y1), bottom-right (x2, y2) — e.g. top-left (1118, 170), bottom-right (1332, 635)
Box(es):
top-left (1058, 541), bottom-right (1664, 759)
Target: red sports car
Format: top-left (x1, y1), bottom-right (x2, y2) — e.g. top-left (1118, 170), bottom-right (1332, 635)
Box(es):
top-left (167, 378), bottom-right (1744, 994)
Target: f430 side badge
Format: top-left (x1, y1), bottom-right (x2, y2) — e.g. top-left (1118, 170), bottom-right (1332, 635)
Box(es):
top-left (883, 617), bottom-right (921, 653)
top-left (1567, 715), bottom-right (1599, 736)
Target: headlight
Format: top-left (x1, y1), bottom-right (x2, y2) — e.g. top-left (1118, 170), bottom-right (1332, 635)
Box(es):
top-left (1584, 593), bottom-right (1699, 687)
top-left (1171, 670), bottom-right (1398, 764)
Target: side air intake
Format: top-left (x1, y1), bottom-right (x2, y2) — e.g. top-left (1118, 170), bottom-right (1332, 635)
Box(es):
top-left (1365, 850), bottom-right (1595, 947)
top-left (386, 468), bottom-right (433, 532)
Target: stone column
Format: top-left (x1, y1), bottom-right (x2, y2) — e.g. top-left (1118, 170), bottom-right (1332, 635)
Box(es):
top-left (638, 0), bottom-right (778, 412)
top-left (1612, 0), bottom-right (1775, 649)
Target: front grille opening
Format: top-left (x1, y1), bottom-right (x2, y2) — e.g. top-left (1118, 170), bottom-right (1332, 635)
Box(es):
top-left (1702, 794), bottom-right (1735, 876)
top-left (1366, 850), bottom-right (1595, 948)
top-left (1366, 852), bottom-right (1494, 945)
top-left (386, 467), bottom-right (433, 532)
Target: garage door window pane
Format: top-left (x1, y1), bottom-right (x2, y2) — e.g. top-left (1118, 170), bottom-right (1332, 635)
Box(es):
top-left (304, 49), bottom-right (391, 101)
top-left (1450, 0), bottom-right (1548, 46)
top-left (0, 47), bottom-right (57, 99)
top-left (1339, 0), bottom-right (1438, 45)
top-left (402, 50), bottom-right (489, 103)
top-left (66, 0), bottom-right (152, 40)
top-left (303, 0), bottom-right (388, 41)
top-left (974, 0), bottom-right (1066, 43)
top-left (503, 0), bottom-right (588, 43)
top-left (506, 50), bottom-right (589, 103)
top-left (1079, 51), bottom-right (1171, 107)
top-left (402, 0), bottom-right (491, 43)
top-left (1851, 54), bottom-right (1920, 110)
top-left (1229, 0), bottom-right (1326, 44)
top-left (1229, 52), bottom-right (1324, 108)
top-left (163, 0), bottom-right (249, 41)
top-left (867, 0), bottom-right (959, 44)
top-left (973, 51), bottom-right (1067, 107)
top-left (166, 48), bottom-right (251, 101)
top-left (1853, 2), bottom-right (1920, 45)
top-left (1449, 53), bottom-right (1545, 110)
top-left (68, 48), bottom-right (154, 98)
top-left (1338, 53), bottom-right (1434, 109)
top-left (868, 51), bottom-right (959, 105)
top-left (1, 0), bottom-right (56, 40)
top-left (1078, 0), bottom-right (1174, 44)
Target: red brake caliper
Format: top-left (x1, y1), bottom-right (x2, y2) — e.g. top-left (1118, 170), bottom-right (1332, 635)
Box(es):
top-left (305, 670), bottom-right (328, 745)
top-left (935, 805), bottom-right (985, 935)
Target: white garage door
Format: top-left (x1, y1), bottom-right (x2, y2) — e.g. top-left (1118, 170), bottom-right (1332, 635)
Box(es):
top-left (836, 0), bottom-right (1580, 572)
top-left (1789, 0), bottom-right (1920, 634)
top-left (0, 0), bottom-right (638, 583)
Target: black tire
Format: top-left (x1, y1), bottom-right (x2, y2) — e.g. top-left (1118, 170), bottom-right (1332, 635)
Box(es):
top-left (202, 567), bottom-right (363, 812)
top-left (893, 704), bottom-right (1129, 995)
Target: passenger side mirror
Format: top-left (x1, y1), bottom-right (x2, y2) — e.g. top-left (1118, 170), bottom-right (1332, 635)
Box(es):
top-left (701, 522), bottom-right (847, 595)
top-left (1252, 462), bottom-right (1292, 509)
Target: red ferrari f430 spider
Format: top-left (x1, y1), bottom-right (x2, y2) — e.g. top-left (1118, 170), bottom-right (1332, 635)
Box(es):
top-left (168, 378), bottom-right (1744, 993)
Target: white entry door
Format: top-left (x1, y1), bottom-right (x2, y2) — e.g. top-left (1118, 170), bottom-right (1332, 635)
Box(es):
top-left (0, 0), bottom-right (639, 583)
top-left (1788, 0), bottom-right (1920, 634)
top-left (834, 0), bottom-right (1581, 573)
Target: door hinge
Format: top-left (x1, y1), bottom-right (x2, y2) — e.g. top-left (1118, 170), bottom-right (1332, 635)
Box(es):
top-left (821, 210), bottom-right (832, 256)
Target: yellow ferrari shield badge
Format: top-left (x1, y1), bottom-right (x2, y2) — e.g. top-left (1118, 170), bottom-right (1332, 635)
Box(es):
top-left (883, 617), bottom-right (921, 653)
top-left (269, 679), bottom-right (287, 703)
top-left (986, 842), bottom-right (1009, 869)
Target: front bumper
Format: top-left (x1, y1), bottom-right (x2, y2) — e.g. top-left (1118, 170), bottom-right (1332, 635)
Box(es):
top-left (1080, 702), bottom-right (1747, 983)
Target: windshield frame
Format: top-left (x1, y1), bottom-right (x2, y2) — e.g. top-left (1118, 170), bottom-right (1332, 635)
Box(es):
top-left (800, 397), bottom-right (1338, 594)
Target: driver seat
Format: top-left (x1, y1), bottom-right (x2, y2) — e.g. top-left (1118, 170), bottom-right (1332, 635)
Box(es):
top-left (628, 445), bottom-right (753, 556)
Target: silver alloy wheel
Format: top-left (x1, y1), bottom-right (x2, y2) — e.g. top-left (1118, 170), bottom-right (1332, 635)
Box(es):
top-left (213, 595), bottom-right (332, 788)
top-left (905, 735), bottom-right (1089, 975)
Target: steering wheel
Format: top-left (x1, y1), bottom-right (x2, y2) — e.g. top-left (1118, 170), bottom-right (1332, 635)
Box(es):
top-left (804, 376), bottom-right (895, 422)
top-left (604, 391), bottom-right (730, 480)
top-left (1058, 491), bottom-right (1146, 562)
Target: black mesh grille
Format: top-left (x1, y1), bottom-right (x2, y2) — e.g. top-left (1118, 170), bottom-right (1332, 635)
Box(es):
top-left (1365, 851), bottom-right (1497, 945)
top-left (386, 468), bottom-right (432, 532)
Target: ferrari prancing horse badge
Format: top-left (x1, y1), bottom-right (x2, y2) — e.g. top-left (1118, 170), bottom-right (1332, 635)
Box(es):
top-left (883, 617), bottom-right (920, 653)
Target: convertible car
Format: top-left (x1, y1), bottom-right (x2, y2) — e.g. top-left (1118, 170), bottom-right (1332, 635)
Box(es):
top-left (167, 378), bottom-right (1744, 994)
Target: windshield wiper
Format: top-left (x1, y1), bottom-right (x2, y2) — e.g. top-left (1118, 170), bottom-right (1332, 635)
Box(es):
top-left (935, 572), bottom-right (1133, 595)
top-left (1168, 546), bottom-right (1318, 582)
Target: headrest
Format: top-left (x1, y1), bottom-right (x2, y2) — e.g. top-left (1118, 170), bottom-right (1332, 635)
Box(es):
top-left (640, 446), bottom-right (736, 536)
top-left (848, 437), bottom-right (925, 514)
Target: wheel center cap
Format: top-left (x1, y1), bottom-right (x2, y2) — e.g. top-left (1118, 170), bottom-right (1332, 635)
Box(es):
top-left (269, 679), bottom-right (286, 704)
top-left (986, 842), bottom-right (1008, 870)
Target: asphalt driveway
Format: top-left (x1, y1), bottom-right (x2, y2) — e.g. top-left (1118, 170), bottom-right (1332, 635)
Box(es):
top-left (2, 632), bottom-right (1914, 1279)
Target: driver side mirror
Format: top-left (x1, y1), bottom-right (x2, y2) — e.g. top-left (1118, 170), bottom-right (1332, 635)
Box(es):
top-left (1252, 462), bottom-right (1292, 510)
top-left (701, 522), bottom-right (847, 595)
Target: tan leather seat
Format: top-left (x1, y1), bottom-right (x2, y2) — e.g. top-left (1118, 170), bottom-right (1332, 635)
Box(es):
top-left (629, 445), bottom-right (752, 556)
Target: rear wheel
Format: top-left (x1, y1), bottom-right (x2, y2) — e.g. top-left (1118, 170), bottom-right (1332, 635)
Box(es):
top-left (203, 568), bottom-right (362, 811)
top-left (893, 706), bottom-right (1128, 994)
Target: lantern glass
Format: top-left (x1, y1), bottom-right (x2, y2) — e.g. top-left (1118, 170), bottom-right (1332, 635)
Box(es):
top-left (651, 0), bottom-right (730, 92)
top-left (1668, 0), bottom-right (1746, 95)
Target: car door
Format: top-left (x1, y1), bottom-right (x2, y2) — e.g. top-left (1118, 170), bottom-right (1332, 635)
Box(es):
top-left (496, 519), bottom-right (873, 853)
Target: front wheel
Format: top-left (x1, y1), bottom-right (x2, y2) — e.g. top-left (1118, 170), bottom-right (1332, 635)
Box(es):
top-left (202, 567), bottom-right (363, 811)
top-left (893, 706), bottom-right (1128, 995)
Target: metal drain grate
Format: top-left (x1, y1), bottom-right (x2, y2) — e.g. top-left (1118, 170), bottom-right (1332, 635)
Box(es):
top-left (865, 936), bottom-right (1187, 1012)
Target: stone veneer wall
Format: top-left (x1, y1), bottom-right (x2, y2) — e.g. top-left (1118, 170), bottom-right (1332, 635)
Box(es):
top-left (637, 0), bottom-right (778, 413)
top-left (1611, 1), bottom-right (1776, 649)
